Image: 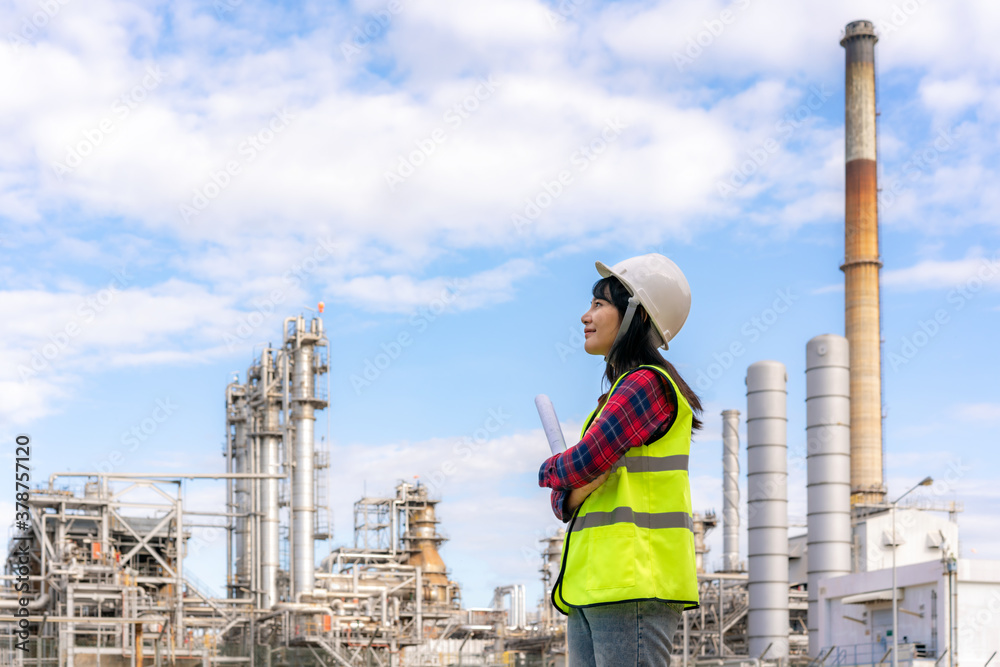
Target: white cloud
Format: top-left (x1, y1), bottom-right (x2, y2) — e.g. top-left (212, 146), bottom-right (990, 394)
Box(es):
top-left (0, 278), bottom-right (245, 423)
top-left (883, 250), bottom-right (1000, 291)
top-left (0, 238), bottom-right (541, 420)
top-left (0, 378), bottom-right (68, 426)
top-left (920, 74), bottom-right (984, 118)
top-left (329, 258), bottom-right (537, 314)
top-left (956, 403), bottom-right (1000, 422)
top-left (0, 0), bottom-right (827, 257)
top-left (2, 0), bottom-right (996, 273)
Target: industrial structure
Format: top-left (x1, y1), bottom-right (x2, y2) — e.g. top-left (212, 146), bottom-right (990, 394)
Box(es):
top-left (684, 21), bottom-right (1000, 667)
top-left (746, 361), bottom-right (791, 660)
top-left (4, 18), bottom-right (1000, 667)
top-left (841, 19), bottom-right (886, 508)
top-left (0, 316), bottom-right (567, 666)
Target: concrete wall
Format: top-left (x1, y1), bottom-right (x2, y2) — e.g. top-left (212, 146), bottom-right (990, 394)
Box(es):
top-left (956, 559), bottom-right (1000, 667)
top-left (853, 509), bottom-right (959, 573)
top-left (789, 533), bottom-right (808, 587)
top-left (818, 560), bottom-right (946, 660)
top-left (817, 558), bottom-right (1000, 666)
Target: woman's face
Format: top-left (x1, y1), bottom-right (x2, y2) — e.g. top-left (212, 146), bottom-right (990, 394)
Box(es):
top-left (581, 290), bottom-right (621, 357)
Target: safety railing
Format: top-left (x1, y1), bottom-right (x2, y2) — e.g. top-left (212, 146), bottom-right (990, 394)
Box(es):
top-left (820, 642), bottom-right (931, 667)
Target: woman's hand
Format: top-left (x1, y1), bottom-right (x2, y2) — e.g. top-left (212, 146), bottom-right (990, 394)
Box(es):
top-left (566, 470), bottom-right (611, 514)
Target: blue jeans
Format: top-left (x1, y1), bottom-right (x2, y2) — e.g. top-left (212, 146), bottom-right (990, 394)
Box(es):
top-left (567, 600), bottom-right (682, 666)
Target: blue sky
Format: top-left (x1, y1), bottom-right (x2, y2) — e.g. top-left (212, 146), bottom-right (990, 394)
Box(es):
top-left (1, 0), bottom-right (998, 609)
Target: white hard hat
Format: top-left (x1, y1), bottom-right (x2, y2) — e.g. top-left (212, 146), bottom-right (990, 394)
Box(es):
top-left (595, 253), bottom-right (691, 351)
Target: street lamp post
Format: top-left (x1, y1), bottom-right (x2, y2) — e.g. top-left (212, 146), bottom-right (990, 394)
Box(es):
top-left (891, 475), bottom-right (934, 667)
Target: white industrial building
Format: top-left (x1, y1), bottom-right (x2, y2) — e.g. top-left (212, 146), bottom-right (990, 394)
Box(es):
top-left (816, 557), bottom-right (1000, 666)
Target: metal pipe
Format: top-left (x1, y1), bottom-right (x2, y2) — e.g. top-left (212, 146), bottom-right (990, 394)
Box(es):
top-left (67, 584), bottom-right (75, 667)
top-left (251, 406), bottom-right (261, 610)
top-left (176, 486), bottom-right (185, 642)
top-left (719, 578), bottom-right (725, 653)
top-left (893, 503), bottom-right (899, 667)
top-left (0, 615), bottom-right (172, 624)
top-left (281, 348), bottom-right (293, 597)
top-left (722, 409), bottom-right (741, 572)
top-left (415, 566), bottom-right (423, 641)
top-left (520, 584), bottom-right (526, 629)
top-left (840, 19), bottom-right (886, 506)
top-left (806, 335), bottom-right (852, 657)
top-left (49, 473), bottom-right (283, 485)
top-left (234, 393), bottom-right (251, 595)
top-left (890, 478), bottom-right (933, 667)
top-left (0, 593), bottom-right (50, 610)
top-left (949, 556), bottom-right (958, 667)
top-left (683, 610), bottom-right (689, 667)
top-left (745, 360), bottom-right (789, 660)
top-left (225, 384), bottom-right (234, 601)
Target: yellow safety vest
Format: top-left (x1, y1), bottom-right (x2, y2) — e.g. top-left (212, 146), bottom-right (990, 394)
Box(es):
top-left (552, 364), bottom-right (699, 615)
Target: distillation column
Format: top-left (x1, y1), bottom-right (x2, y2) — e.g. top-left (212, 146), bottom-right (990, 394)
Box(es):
top-left (259, 348), bottom-right (282, 607)
top-left (540, 530), bottom-right (565, 626)
top-left (841, 20), bottom-right (886, 506)
top-left (746, 361), bottom-right (789, 660)
top-left (289, 316), bottom-right (326, 597)
top-left (231, 388), bottom-right (252, 597)
top-left (806, 335), bottom-right (852, 656)
top-left (722, 409), bottom-right (741, 572)
top-left (406, 498), bottom-right (450, 604)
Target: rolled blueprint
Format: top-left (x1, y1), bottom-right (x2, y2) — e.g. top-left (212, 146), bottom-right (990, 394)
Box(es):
top-left (535, 394), bottom-right (567, 455)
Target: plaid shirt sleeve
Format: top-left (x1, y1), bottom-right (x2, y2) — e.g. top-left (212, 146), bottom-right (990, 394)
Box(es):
top-left (550, 489), bottom-right (571, 521)
top-left (539, 368), bottom-right (679, 522)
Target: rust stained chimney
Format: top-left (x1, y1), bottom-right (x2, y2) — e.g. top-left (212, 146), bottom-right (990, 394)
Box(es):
top-left (840, 21), bottom-right (886, 506)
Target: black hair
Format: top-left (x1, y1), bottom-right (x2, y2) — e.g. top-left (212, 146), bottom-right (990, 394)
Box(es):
top-left (592, 276), bottom-right (703, 431)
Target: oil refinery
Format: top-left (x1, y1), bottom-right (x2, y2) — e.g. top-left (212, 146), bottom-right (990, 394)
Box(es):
top-left (3, 19), bottom-right (999, 667)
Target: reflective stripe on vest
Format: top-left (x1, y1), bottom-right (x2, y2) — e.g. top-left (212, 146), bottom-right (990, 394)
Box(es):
top-left (609, 454), bottom-right (689, 474)
top-left (551, 364), bottom-right (700, 615)
top-left (570, 508), bottom-right (694, 533)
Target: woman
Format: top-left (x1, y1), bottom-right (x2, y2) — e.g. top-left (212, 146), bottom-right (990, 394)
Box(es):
top-left (538, 253), bottom-right (703, 666)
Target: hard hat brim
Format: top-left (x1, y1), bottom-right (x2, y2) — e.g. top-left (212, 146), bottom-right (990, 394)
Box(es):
top-left (596, 260), bottom-right (639, 299)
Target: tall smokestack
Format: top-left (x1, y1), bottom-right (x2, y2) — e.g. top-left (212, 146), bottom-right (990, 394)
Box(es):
top-left (805, 335), bottom-right (852, 656)
top-left (746, 361), bottom-right (789, 660)
top-left (841, 21), bottom-right (886, 506)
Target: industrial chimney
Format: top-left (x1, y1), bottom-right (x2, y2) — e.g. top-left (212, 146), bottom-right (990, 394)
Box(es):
top-left (805, 335), bottom-right (852, 656)
top-left (840, 20), bottom-right (886, 506)
top-left (746, 361), bottom-right (789, 660)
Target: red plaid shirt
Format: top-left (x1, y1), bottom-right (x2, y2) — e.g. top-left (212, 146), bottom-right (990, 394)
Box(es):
top-left (538, 368), bottom-right (679, 522)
